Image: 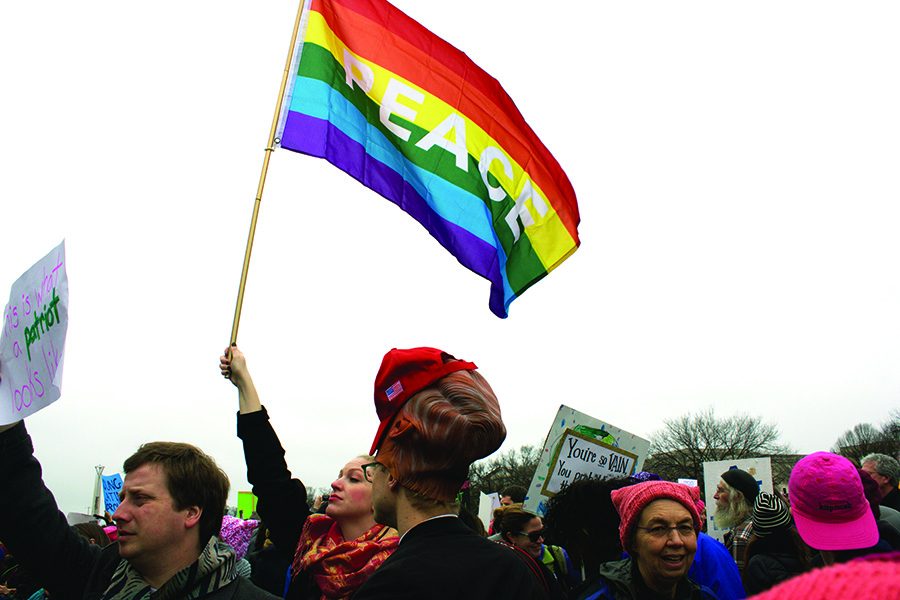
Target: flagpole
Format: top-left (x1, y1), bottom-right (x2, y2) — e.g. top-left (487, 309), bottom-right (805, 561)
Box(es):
top-left (91, 465), bottom-right (104, 516)
top-left (230, 0), bottom-right (307, 345)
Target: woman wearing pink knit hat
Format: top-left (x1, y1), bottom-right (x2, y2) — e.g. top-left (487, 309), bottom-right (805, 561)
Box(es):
top-left (575, 481), bottom-right (715, 600)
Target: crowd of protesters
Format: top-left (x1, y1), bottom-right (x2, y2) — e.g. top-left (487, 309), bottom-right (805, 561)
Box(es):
top-left (0, 348), bottom-right (898, 599)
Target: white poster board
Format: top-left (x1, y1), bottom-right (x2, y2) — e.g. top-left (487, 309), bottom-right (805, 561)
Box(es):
top-left (478, 492), bottom-right (500, 533)
top-left (702, 457), bottom-right (773, 542)
top-left (524, 404), bottom-right (651, 516)
top-left (0, 241), bottom-right (68, 424)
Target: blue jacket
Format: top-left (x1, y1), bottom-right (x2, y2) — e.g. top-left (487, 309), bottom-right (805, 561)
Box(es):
top-left (688, 533), bottom-right (744, 600)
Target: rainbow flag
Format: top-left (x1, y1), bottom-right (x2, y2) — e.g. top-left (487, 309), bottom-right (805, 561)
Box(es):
top-left (277, 0), bottom-right (580, 317)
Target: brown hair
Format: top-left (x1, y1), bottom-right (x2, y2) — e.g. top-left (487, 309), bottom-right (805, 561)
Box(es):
top-left (72, 522), bottom-right (111, 547)
top-left (378, 369), bottom-right (506, 502)
top-left (123, 441), bottom-right (229, 549)
top-left (494, 505), bottom-right (539, 543)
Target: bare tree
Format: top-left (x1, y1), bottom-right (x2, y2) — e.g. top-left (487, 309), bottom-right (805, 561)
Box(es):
top-left (305, 486), bottom-right (331, 509)
top-left (832, 413), bottom-right (900, 461)
top-left (643, 408), bottom-right (791, 492)
top-left (461, 444), bottom-right (541, 514)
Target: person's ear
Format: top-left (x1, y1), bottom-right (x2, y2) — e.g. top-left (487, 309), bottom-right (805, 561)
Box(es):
top-left (387, 472), bottom-right (400, 491)
top-left (183, 506), bottom-right (202, 529)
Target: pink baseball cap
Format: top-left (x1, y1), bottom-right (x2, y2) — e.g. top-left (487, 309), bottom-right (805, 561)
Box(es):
top-left (788, 451), bottom-right (879, 551)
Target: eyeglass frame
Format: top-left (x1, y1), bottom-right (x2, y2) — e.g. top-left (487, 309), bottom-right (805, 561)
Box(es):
top-left (634, 523), bottom-right (697, 539)
top-left (361, 461), bottom-right (386, 483)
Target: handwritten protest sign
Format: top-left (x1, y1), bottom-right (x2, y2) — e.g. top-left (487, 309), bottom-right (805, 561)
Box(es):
top-left (0, 241), bottom-right (68, 425)
top-left (102, 473), bottom-right (124, 514)
top-left (702, 457), bottom-right (772, 542)
top-left (524, 405), bottom-right (651, 516)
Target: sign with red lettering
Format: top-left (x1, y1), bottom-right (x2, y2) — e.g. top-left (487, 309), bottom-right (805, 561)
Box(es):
top-left (0, 240), bottom-right (68, 424)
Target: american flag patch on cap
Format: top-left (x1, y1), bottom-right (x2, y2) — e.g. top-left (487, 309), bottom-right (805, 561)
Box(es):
top-left (385, 381), bottom-right (404, 400)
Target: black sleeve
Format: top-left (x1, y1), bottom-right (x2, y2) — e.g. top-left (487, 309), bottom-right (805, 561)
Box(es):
top-left (236, 408), bottom-right (311, 556)
top-left (742, 555), bottom-right (777, 596)
top-left (0, 422), bottom-right (101, 597)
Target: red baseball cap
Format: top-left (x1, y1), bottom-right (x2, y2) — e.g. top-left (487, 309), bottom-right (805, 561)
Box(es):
top-left (370, 347), bottom-right (477, 455)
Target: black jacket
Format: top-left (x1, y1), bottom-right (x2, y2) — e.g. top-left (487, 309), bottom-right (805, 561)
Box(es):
top-left (0, 422), bottom-right (276, 600)
top-left (352, 516), bottom-right (550, 600)
top-left (237, 408), bottom-right (318, 600)
top-left (742, 531), bottom-right (809, 595)
top-left (881, 488), bottom-right (900, 512)
top-left (743, 552), bottom-right (806, 596)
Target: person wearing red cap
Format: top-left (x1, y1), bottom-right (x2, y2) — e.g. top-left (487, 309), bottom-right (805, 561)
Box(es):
top-left (220, 347), bottom-right (399, 600)
top-left (351, 347), bottom-right (551, 600)
top-left (576, 481), bottom-right (716, 600)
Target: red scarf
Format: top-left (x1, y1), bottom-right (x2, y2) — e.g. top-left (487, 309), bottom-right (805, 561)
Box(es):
top-left (293, 514), bottom-right (399, 599)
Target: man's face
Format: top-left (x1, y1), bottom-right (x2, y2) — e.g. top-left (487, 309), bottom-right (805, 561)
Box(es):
top-left (862, 461), bottom-right (889, 492)
top-left (500, 495), bottom-right (514, 506)
top-left (713, 480), bottom-right (730, 510)
top-left (112, 463), bottom-right (195, 568)
top-left (369, 461), bottom-right (398, 529)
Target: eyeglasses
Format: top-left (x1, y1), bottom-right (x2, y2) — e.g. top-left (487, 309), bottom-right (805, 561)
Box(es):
top-left (635, 524), bottom-right (696, 539)
top-left (515, 529), bottom-right (546, 542)
top-left (361, 461), bottom-right (386, 483)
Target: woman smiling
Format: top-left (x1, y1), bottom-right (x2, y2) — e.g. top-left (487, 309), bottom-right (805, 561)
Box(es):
top-left (577, 481), bottom-right (715, 600)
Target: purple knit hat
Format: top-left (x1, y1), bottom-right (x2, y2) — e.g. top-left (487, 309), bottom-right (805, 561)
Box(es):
top-left (219, 515), bottom-right (259, 560)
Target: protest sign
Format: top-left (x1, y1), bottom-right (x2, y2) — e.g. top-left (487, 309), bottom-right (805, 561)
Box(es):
top-left (479, 492), bottom-right (500, 533)
top-left (0, 241), bottom-right (68, 425)
top-left (66, 512), bottom-right (97, 526)
top-left (237, 491), bottom-right (258, 519)
top-left (102, 473), bottom-right (124, 514)
top-left (702, 457), bottom-right (773, 542)
top-left (524, 405), bottom-right (651, 516)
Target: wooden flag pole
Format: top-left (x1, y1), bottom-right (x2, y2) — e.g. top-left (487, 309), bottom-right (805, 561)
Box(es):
top-left (230, 0), bottom-right (307, 345)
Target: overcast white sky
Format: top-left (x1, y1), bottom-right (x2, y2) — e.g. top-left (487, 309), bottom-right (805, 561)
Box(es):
top-left (2, 1), bottom-right (898, 514)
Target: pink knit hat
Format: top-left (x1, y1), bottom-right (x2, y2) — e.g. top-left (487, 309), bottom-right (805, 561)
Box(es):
top-left (749, 552), bottom-right (900, 600)
top-left (610, 481), bottom-right (701, 549)
top-left (218, 515), bottom-right (259, 560)
top-left (788, 452), bottom-right (878, 551)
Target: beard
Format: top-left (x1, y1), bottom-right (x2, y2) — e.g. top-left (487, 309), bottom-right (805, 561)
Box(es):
top-left (714, 501), bottom-right (748, 529)
top-left (372, 487), bottom-right (398, 529)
